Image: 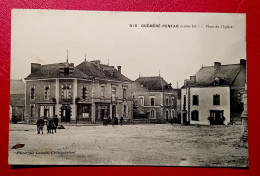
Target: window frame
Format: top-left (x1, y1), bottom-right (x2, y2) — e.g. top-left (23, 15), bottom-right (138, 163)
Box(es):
top-left (82, 86), bottom-right (87, 99)
top-left (213, 94), bottom-right (220, 105)
top-left (150, 109), bottom-right (156, 119)
top-left (30, 86), bottom-right (35, 100)
top-left (44, 85), bottom-right (50, 100)
top-left (191, 110), bottom-right (199, 121)
top-left (192, 95), bottom-right (199, 106)
top-left (138, 96), bottom-right (144, 106)
top-left (150, 96), bottom-right (155, 106)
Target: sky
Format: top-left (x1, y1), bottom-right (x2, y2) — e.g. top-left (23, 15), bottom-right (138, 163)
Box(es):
top-left (11, 9), bottom-right (246, 88)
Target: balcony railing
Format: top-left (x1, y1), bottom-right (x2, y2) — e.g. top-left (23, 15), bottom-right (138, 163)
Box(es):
top-left (60, 98), bottom-right (73, 104)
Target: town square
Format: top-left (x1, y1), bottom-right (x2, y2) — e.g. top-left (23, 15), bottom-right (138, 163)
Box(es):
top-left (9, 10), bottom-right (247, 167)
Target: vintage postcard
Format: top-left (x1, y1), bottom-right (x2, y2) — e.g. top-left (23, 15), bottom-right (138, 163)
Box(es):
top-left (9, 9), bottom-right (247, 166)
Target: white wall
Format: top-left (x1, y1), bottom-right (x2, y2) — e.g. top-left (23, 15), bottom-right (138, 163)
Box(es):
top-left (181, 86), bottom-right (230, 125)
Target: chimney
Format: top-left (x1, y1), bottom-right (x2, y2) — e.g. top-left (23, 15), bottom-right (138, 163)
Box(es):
top-left (214, 62), bottom-right (221, 69)
top-left (240, 59), bottom-right (246, 70)
top-left (31, 63), bottom-right (41, 73)
top-left (117, 66), bottom-right (121, 74)
top-left (190, 76), bottom-right (196, 84)
top-left (184, 79), bottom-right (190, 87)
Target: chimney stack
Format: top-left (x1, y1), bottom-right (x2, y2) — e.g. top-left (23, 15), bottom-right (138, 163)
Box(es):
top-left (31, 63), bottom-right (41, 73)
top-left (184, 79), bottom-right (190, 87)
top-left (117, 66), bottom-right (121, 74)
top-left (190, 76), bottom-right (196, 84)
top-left (214, 62), bottom-right (221, 69)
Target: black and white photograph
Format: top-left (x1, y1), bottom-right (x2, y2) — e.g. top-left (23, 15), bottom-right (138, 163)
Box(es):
top-left (9, 9), bottom-right (248, 167)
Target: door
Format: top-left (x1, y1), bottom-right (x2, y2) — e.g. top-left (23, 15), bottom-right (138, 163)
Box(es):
top-left (210, 111), bottom-right (224, 125)
top-left (112, 105), bottom-right (116, 118)
top-left (65, 109), bottom-right (71, 122)
top-left (61, 106), bottom-right (71, 122)
top-left (44, 109), bottom-right (49, 119)
top-left (101, 109), bottom-right (105, 121)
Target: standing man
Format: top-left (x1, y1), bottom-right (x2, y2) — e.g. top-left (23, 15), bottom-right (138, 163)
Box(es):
top-left (120, 116), bottom-right (124, 126)
top-left (54, 115), bottom-right (59, 133)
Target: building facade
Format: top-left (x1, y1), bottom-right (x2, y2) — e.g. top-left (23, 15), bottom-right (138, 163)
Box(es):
top-left (25, 60), bottom-right (133, 123)
top-left (10, 79), bottom-right (25, 122)
top-left (132, 76), bottom-right (179, 123)
top-left (181, 59), bottom-right (246, 125)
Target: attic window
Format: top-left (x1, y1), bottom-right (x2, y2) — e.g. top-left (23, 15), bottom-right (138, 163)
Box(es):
top-left (214, 78), bottom-right (220, 85)
top-left (64, 67), bottom-right (69, 75)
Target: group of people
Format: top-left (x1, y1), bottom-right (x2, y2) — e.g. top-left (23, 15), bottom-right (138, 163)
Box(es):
top-left (36, 115), bottom-right (59, 134)
top-left (102, 115), bottom-right (124, 126)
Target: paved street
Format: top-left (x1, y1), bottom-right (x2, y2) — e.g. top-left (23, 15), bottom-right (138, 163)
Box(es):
top-left (8, 123), bottom-right (248, 167)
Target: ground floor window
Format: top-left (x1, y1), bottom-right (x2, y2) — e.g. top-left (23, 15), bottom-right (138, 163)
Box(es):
top-left (123, 105), bottom-right (128, 117)
top-left (150, 109), bottom-right (156, 119)
top-left (171, 109), bottom-right (175, 118)
top-left (166, 110), bottom-right (169, 120)
top-left (191, 110), bottom-right (199, 121)
top-left (30, 104), bottom-right (35, 118)
top-left (40, 105), bottom-right (54, 119)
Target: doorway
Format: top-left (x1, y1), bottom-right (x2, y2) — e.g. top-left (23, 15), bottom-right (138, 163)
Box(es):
top-left (112, 105), bottom-right (116, 118)
top-left (61, 106), bottom-right (71, 122)
top-left (209, 110), bottom-right (224, 125)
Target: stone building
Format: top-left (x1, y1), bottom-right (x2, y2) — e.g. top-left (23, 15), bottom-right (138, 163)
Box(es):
top-left (181, 59), bottom-right (246, 125)
top-left (24, 60), bottom-right (133, 123)
top-left (132, 76), bottom-right (180, 123)
top-left (10, 79), bottom-right (25, 122)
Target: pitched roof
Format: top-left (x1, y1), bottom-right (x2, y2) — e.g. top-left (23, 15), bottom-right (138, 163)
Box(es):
top-left (25, 63), bottom-right (91, 80)
top-left (10, 94), bottom-right (25, 107)
top-left (135, 76), bottom-right (171, 90)
top-left (10, 79), bottom-right (25, 94)
top-left (76, 61), bottom-right (132, 82)
top-left (186, 64), bottom-right (242, 87)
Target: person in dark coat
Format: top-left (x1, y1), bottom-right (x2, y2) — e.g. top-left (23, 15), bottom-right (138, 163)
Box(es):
top-left (120, 116), bottom-right (124, 126)
top-left (54, 115), bottom-right (59, 133)
top-left (111, 116), bottom-right (115, 126)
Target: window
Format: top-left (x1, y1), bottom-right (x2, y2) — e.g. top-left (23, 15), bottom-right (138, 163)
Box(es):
top-left (214, 78), bottom-right (220, 85)
top-left (61, 85), bottom-right (71, 99)
top-left (183, 95), bottom-right (186, 110)
top-left (171, 109), bottom-right (175, 118)
top-left (123, 105), bottom-right (127, 117)
top-left (150, 110), bottom-right (156, 119)
top-left (150, 97), bottom-right (155, 106)
top-left (166, 110), bottom-right (169, 120)
top-left (82, 86), bottom-right (87, 99)
top-left (213, 94), bottom-right (220, 105)
top-left (166, 97), bottom-right (169, 106)
top-left (44, 85), bottom-right (50, 100)
top-left (112, 87), bottom-right (116, 101)
top-left (30, 104), bottom-right (35, 117)
top-left (171, 97), bottom-right (175, 106)
top-left (123, 88), bottom-right (126, 99)
top-left (191, 110), bottom-right (199, 121)
top-left (101, 86), bottom-right (105, 97)
top-left (193, 95), bottom-right (199, 105)
top-left (139, 97), bottom-right (144, 106)
top-left (82, 106), bottom-right (90, 118)
top-left (30, 86), bottom-right (35, 100)
top-left (64, 63), bottom-right (70, 75)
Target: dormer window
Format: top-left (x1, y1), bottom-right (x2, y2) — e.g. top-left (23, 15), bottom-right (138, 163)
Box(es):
top-left (44, 85), bottom-right (50, 100)
top-left (214, 77), bottom-right (220, 85)
top-left (64, 66), bottom-right (69, 75)
top-left (82, 86), bottom-right (87, 99)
